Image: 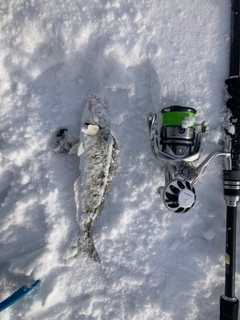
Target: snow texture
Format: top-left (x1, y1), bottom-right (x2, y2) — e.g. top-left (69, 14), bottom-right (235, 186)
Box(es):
top-left (0, 0), bottom-right (236, 319)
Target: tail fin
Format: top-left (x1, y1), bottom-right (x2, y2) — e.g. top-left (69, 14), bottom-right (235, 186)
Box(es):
top-left (72, 233), bottom-right (100, 263)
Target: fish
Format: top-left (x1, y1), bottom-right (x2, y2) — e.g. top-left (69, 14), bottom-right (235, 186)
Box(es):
top-left (55, 94), bottom-right (119, 262)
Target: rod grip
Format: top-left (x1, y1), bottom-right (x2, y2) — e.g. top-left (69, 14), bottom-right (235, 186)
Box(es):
top-left (225, 77), bottom-right (240, 171)
top-left (220, 296), bottom-right (239, 320)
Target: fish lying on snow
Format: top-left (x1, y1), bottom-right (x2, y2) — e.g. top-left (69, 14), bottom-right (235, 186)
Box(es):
top-left (54, 94), bottom-right (119, 262)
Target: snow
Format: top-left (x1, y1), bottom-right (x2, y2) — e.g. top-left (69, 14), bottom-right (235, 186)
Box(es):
top-left (0, 0), bottom-right (237, 319)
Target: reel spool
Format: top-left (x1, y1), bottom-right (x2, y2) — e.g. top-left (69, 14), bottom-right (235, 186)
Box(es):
top-left (148, 105), bottom-right (206, 163)
top-left (160, 106), bottom-right (196, 158)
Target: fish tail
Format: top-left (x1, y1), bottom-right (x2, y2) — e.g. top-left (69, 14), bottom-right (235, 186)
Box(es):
top-left (73, 232), bottom-right (100, 263)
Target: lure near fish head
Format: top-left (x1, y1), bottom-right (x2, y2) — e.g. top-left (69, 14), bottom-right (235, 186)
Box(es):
top-left (81, 94), bottom-right (110, 136)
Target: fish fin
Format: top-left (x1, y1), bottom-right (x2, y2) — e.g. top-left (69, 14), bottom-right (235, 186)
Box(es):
top-left (77, 143), bottom-right (85, 156)
top-left (103, 135), bottom-right (119, 196)
top-left (110, 135), bottom-right (119, 177)
top-left (68, 142), bottom-right (80, 155)
top-left (72, 233), bottom-right (100, 263)
top-left (74, 176), bottom-right (81, 224)
top-left (52, 128), bottom-right (72, 154)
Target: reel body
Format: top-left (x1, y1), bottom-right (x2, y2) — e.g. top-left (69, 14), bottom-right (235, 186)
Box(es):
top-left (148, 106), bottom-right (231, 213)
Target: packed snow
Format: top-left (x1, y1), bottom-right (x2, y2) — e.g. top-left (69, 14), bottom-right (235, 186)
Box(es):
top-left (0, 0), bottom-right (237, 319)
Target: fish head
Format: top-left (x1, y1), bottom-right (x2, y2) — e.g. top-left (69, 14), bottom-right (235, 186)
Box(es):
top-left (82, 94), bottom-right (110, 132)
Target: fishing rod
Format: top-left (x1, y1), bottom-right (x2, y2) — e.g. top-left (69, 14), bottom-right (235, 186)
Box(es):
top-left (147, 0), bottom-right (240, 318)
top-left (220, 0), bottom-right (240, 319)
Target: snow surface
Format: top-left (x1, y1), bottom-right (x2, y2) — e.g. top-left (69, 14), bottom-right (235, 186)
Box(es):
top-left (0, 0), bottom-right (237, 319)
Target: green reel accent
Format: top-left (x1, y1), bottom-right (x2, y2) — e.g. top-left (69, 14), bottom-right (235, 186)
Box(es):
top-left (161, 106), bottom-right (196, 127)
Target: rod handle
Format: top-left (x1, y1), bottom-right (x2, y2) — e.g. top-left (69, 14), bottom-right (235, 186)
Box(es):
top-left (220, 296), bottom-right (239, 320)
top-left (225, 77), bottom-right (240, 171)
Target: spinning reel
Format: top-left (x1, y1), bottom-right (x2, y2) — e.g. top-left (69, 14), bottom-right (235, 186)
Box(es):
top-left (148, 106), bottom-right (231, 213)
